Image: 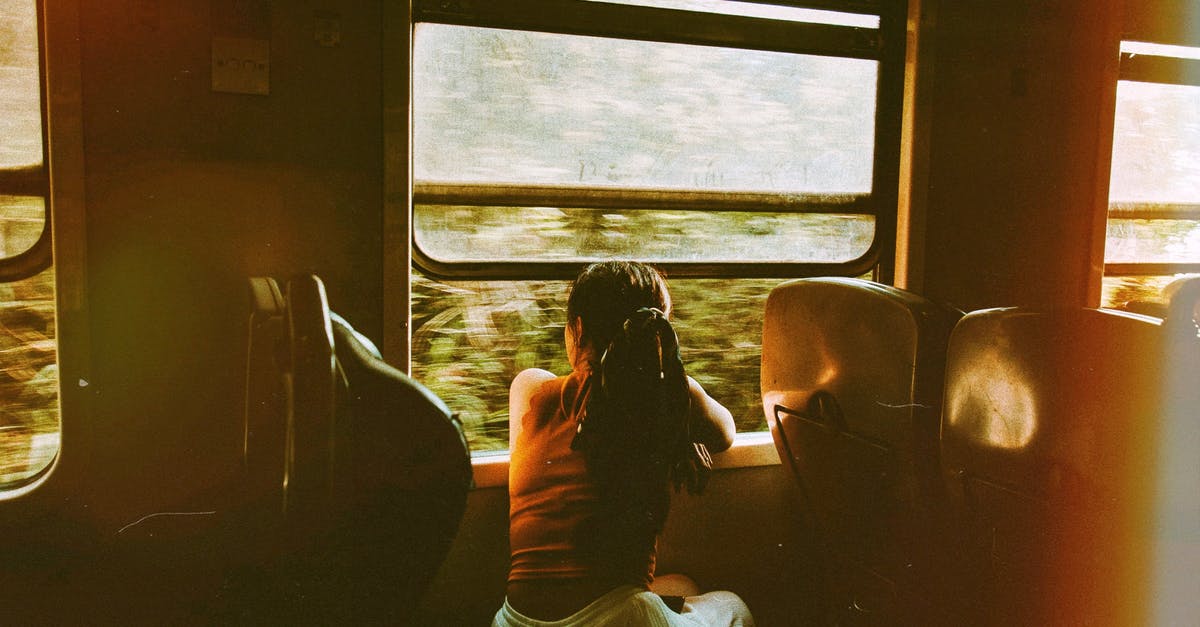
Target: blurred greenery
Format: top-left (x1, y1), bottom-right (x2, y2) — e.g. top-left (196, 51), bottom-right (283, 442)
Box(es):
top-left (1105, 218), bottom-right (1200, 265)
top-left (412, 270), bottom-right (779, 453)
top-left (1101, 274), bottom-right (1185, 310)
top-left (417, 205), bottom-right (874, 264)
top-left (0, 265), bottom-right (59, 486)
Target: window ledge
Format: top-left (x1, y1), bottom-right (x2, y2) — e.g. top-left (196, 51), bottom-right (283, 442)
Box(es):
top-left (470, 431), bottom-right (781, 489)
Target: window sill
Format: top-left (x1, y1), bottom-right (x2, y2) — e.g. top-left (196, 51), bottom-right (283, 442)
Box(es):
top-left (470, 431), bottom-right (781, 489)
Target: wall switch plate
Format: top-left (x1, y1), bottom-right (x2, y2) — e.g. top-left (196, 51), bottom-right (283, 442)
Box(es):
top-left (212, 36), bottom-right (269, 95)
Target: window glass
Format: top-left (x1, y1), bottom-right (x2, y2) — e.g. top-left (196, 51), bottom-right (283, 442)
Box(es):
top-left (0, 267), bottom-right (58, 485)
top-left (411, 269), bottom-right (776, 453)
top-left (413, 22), bottom-right (878, 265)
top-left (1101, 275), bottom-right (1178, 311)
top-left (1102, 46), bottom-right (1200, 308)
top-left (0, 0), bottom-right (58, 486)
top-left (414, 24), bottom-right (877, 193)
top-left (1105, 218), bottom-right (1200, 264)
top-left (1108, 81), bottom-right (1200, 205)
top-left (0, 0), bottom-right (42, 170)
top-left (416, 206), bottom-right (874, 264)
top-left (0, 195), bottom-right (46, 258)
top-left (0, 0), bottom-right (46, 262)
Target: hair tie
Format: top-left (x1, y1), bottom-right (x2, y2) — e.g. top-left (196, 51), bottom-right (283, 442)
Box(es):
top-left (623, 307), bottom-right (668, 334)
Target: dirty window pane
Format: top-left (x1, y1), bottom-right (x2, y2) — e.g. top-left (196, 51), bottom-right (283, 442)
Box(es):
top-left (1105, 218), bottom-right (1200, 264)
top-left (411, 270), bottom-right (777, 453)
top-left (412, 23), bottom-right (878, 193)
top-left (415, 206), bottom-right (874, 263)
top-left (0, 267), bottom-right (58, 485)
top-left (0, 0), bottom-right (42, 170)
top-left (1108, 81), bottom-right (1200, 205)
top-left (0, 195), bottom-right (46, 258)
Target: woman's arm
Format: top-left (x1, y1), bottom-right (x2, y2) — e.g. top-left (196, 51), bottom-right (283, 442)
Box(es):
top-left (509, 368), bottom-right (557, 449)
top-left (686, 376), bottom-right (736, 453)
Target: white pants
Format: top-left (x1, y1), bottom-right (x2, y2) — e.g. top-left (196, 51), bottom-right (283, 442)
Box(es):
top-left (492, 585), bottom-right (755, 627)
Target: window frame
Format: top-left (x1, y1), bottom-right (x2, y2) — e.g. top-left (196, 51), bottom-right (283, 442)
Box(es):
top-left (0, 0), bottom-right (88, 499)
top-left (1104, 46), bottom-right (1200, 278)
top-left (408, 0), bottom-right (905, 280)
top-left (0, 0), bottom-right (53, 283)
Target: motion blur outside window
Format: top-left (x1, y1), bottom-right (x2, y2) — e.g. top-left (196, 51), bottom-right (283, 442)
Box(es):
top-left (408, 0), bottom-right (891, 453)
top-left (0, 0), bottom-right (58, 486)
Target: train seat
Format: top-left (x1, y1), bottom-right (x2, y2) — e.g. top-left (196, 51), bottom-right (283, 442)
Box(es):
top-left (1164, 275), bottom-right (1200, 339)
top-left (263, 274), bottom-right (472, 623)
top-left (324, 298), bottom-right (472, 620)
top-left (941, 307), bottom-right (1165, 626)
top-left (223, 275), bottom-right (472, 623)
top-left (1158, 277), bottom-right (1200, 623)
top-left (760, 277), bottom-right (961, 625)
top-left (243, 276), bottom-right (289, 508)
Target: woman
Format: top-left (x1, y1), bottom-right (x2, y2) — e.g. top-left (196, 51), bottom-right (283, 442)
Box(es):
top-left (494, 261), bottom-right (755, 626)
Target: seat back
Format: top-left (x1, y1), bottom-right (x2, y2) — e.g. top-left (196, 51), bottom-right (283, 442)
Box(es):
top-left (234, 274), bottom-right (470, 624)
top-left (761, 277), bottom-right (960, 624)
top-left (324, 313), bottom-right (472, 621)
top-left (1156, 277), bottom-right (1200, 624)
top-left (243, 277), bottom-right (288, 509)
top-left (1164, 275), bottom-right (1200, 340)
top-left (283, 274), bottom-right (338, 520)
top-left (941, 307), bottom-right (1164, 626)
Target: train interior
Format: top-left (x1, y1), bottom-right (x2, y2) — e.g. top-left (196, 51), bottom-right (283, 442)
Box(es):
top-left (0, 0), bottom-right (1197, 624)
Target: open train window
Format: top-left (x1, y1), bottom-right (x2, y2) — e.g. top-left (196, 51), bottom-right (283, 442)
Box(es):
top-left (406, 0), bottom-right (902, 453)
top-left (0, 0), bottom-right (58, 487)
top-left (1101, 41), bottom-right (1200, 308)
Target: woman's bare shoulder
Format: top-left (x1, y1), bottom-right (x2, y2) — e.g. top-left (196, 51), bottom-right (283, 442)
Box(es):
top-left (509, 368), bottom-right (563, 447)
top-left (512, 368), bottom-right (559, 392)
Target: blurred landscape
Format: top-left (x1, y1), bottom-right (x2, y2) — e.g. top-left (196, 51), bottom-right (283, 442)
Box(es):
top-left (412, 270), bottom-right (780, 452)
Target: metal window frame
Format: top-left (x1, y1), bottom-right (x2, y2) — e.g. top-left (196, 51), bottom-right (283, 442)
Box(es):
top-left (0, 0), bottom-right (53, 283)
top-left (409, 0), bottom-right (905, 280)
top-left (1105, 49), bottom-right (1200, 279)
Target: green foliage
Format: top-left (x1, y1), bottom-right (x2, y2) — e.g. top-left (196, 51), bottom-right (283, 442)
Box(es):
top-left (411, 270), bottom-right (779, 452)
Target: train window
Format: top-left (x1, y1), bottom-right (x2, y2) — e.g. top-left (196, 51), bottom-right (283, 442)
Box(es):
top-left (408, 0), bottom-right (898, 452)
top-left (412, 269), bottom-right (774, 453)
top-left (1, 0), bottom-right (48, 263)
top-left (412, 22), bottom-right (878, 268)
top-left (411, 0), bottom-right (889, 278)
top-left (1102, 41), bottom-right (1200, 307)
top-left (0, 0), bottom-right (58, 487)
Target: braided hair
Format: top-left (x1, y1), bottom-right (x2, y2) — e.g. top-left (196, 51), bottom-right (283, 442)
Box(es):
top-left (565, 262), bottom-right (710, 576)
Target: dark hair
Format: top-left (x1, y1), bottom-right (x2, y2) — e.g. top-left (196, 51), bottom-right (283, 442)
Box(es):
top-left (566, 262), bottom-right (707, 576)
top-left (566, 260), bottom-right (672, 358)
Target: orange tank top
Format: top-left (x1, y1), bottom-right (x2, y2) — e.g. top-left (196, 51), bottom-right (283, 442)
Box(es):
top-left (507, 369), bottom-right (656, 586)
